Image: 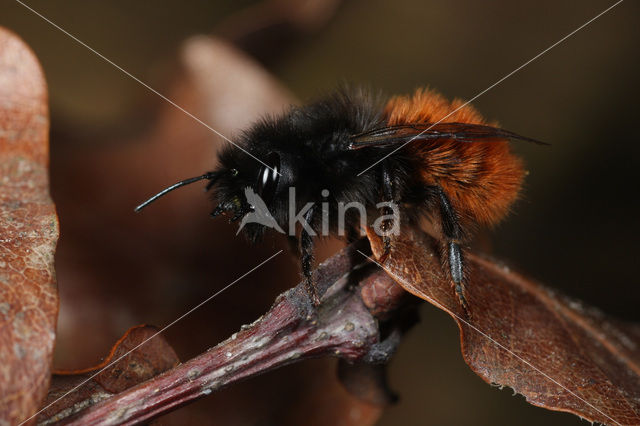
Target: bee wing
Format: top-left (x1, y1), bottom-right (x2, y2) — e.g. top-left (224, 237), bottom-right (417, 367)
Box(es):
top-left (348, 122), bottom-right (546, 150)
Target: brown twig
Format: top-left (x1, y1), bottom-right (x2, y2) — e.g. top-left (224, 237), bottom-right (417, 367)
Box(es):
top-left (49, 239), bottom-right (414, 425)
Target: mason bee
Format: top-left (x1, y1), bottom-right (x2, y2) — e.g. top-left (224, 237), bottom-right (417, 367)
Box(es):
top-left (136, 87), bottom-right (541, 309)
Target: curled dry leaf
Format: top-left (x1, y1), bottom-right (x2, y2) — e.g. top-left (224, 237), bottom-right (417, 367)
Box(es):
top-left (39, 325), bottom-right (179, 423)
top-left (90, 325), bottom-right (180, 394)
top-left (0, 28), bottom-right (59, 424)
top-left (367, 227), bottom-right (640, 425)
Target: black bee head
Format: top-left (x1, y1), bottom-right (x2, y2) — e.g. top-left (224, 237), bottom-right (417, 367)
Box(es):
top-left (134, 123), bottom-right (298, 243)
top-left (209, 142), bottom-right (295, 242)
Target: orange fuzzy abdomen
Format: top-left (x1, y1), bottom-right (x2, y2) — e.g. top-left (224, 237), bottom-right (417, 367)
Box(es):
top-left (385, 89), bottom-right (525, 226)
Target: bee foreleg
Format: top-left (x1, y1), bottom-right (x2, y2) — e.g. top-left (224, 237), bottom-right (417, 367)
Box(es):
top-left (345, 226), bottom-right (361, 244)
top-left (300, 206), bottom-right (320, 305)
top-left (436, 187), bottom-right (470, 315)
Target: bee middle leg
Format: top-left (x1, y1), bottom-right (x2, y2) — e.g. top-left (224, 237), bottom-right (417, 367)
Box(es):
top-left (435, 187), bottom-right (470, 315)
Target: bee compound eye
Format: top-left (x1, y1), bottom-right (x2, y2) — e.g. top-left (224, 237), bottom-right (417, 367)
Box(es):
top-left (256, 152), bottom-right (280, 203)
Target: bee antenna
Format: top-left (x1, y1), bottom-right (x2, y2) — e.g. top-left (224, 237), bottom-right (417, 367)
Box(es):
top-left (134, 172), bottom-right (220, 212)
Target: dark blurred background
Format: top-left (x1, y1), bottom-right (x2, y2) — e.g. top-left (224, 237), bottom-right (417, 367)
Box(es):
top-left (2, 0), bottom-right (638, 424)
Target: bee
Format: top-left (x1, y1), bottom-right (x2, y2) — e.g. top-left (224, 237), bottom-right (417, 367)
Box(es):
top-left (135, 87), bottom-right (542, 310)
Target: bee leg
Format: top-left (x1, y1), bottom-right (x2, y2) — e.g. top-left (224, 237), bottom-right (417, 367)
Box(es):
top-left (288, 235), bottom-right (300, 256)
top-left (300, 206), bottom-right (320, 306)
top-left (378, 161), bottom-right (395, 262)
top-left (436, 187), bottom-right (470, 316)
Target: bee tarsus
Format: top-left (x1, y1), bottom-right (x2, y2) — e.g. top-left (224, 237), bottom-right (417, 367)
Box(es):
top-left (379, 161), bottom-right (395, 260)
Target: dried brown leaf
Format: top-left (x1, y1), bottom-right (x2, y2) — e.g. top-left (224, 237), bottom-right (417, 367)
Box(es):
top-left (65, 324), bottom-right (181, 393)
top-left (367, 228), bottom-right (640, 425)
top-left (39, 325), bottom-right (179, 423)
top-left (0, 27), bottom-right (59, 425)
